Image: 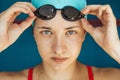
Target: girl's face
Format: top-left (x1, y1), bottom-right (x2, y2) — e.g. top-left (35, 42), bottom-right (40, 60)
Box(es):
top-left (33, 11), bottom-right (86, 70)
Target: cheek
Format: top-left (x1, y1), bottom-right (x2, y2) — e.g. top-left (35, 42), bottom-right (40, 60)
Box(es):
top-left (34, 33), bottom-right (53, 58)
top-left (66, 34), bottom-right (85, 55)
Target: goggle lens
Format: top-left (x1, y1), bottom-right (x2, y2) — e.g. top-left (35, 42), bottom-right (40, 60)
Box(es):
top-left (34, 4), bottom-right (85, 21)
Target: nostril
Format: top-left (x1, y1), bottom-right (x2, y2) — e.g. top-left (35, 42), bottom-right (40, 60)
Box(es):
top-left (53, 47), bottom-right (65, 54)
top-left (54, 51), bottom-right (62, 56)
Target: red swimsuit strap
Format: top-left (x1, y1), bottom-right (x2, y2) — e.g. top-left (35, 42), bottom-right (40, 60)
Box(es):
top-left (87, 66), bottom-right (94, 80)
top-left (28, 66), bottom-right (94, 80)
top-left (28, 68), bottom-right (33, 80)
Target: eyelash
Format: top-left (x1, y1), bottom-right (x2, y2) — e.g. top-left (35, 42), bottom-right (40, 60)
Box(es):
top-left (66, 30), bottom-right (77, 35)
top-left (40, 30), bottom-right (52, 35)
top-left (40, 30), bottom-right (77, 35)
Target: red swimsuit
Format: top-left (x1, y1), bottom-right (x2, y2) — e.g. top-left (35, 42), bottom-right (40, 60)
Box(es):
top-left (28, 66), bottom-right (94, 80)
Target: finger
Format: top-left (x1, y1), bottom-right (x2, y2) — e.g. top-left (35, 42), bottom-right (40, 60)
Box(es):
top-left (0, 3), bottom-right (36, 33)
top-left (82, 5), bottom-right (102, 14)
top-left (82, 5), bottom-right (106, 20)
top-left (82, 5), bottom-right (113, 18)
top-left (81, 18), bottom-right (95, 34)
top-left (8, 12), bottom-right (20, 25)
top-left (4, 5), bottom-right (34, 23)
top-left (13, 2), bottom-right (36, 16)
top-left (16, 2), bottom-right (36, 11)
top-left (8, 3), bottom-right (36, 24)
top-left (12, 4), bottom-right (35, 17)
top-left (18, 16), bottom-right (36, 32)
top-left (81, 5), bottom-right (115, 25)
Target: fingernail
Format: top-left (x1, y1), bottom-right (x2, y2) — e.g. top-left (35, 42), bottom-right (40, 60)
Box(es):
top-left (30, 13), bottom-right (34, 17)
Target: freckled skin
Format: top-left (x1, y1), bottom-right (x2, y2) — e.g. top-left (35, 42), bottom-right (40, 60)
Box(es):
top-left (1, 2), bottom-right (120, 80)
top-left (33, 11), bottom-right (86, 70)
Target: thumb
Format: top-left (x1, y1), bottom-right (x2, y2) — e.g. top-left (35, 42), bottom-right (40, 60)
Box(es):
top-left (81, 18), bottom-right (94, 34)
top-left (19, 16), bottom-right (36, 32)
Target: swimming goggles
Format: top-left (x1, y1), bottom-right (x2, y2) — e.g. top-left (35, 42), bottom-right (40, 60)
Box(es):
top-left (34, 4), bottom-right (85, 21)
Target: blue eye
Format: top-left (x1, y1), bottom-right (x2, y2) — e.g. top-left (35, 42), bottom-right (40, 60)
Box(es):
top-left (66, 30), bottom-right (77, 35)
top-left (41, 30), bottom-right (52, 35)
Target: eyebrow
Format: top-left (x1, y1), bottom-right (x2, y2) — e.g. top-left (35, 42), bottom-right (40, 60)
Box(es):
top-left (36, 26), bottom-right (80, 30)
top-left (36, 26), bottom-right (52, 29)
top-left (65, 26), bottom-right (80, 30)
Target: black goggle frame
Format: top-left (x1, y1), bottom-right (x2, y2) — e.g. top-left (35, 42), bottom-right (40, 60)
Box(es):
top-left (34, 4), bottom-right (85, 21)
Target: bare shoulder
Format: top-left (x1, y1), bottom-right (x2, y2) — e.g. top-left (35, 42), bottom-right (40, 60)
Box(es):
top-left (0, 69), bottom-right (28, 80)
top-left (92, 66), bottom-right (120, 80)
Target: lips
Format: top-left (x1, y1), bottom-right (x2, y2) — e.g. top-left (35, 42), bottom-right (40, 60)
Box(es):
top-left (51, 57), bottom-right (68, 63)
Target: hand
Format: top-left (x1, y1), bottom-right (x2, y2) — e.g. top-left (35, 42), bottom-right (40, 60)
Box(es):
top-left (0, 2), bottom-right (36, 52)
top-left (81, 5), bottom-right (120, 63)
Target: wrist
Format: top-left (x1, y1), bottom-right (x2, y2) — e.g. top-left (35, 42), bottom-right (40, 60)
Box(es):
top-left (108, 41), bottom-right (120, 64)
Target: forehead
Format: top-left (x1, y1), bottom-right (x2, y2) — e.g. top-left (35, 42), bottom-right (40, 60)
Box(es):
top-left (34, 11), bottom-right (82, 28)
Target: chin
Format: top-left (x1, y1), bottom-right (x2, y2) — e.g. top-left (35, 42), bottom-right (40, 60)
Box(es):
top-left (53, 64), bottom-right (68, 70)
top-left (51, 60), bottom-right (72, 70)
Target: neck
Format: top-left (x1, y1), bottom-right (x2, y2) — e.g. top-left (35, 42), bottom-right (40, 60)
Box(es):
top-left (40, 61), bottom-right (80, 80)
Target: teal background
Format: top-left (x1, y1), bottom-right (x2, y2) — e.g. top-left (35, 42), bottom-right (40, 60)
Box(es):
top-left (0, 0), bottom-right (120, 71)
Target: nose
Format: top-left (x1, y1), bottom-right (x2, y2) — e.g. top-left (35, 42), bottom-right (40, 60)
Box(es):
top-left (52, 36), bottom-right (67, 55)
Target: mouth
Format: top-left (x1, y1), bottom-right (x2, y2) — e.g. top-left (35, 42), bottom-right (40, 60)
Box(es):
top-left (51, 57), bottom-right (69, 63)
